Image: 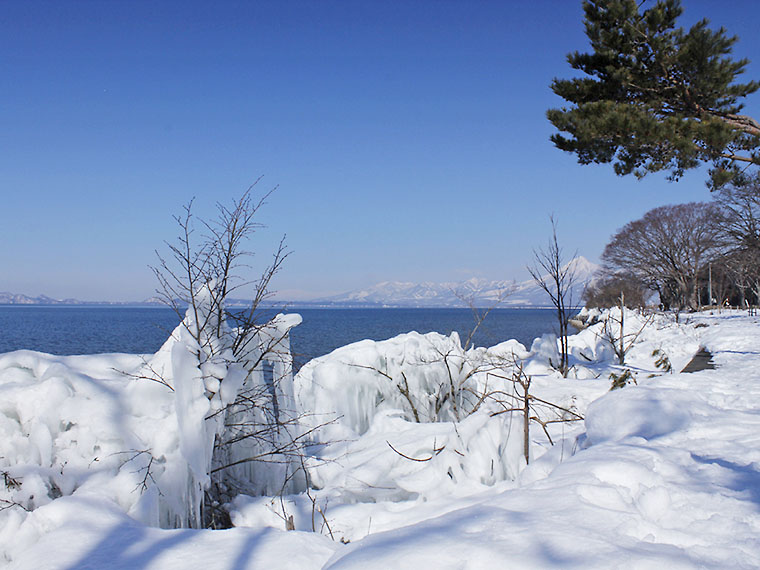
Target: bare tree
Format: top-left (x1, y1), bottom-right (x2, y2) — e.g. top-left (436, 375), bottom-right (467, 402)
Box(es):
top-left (152, 178), bottom-right (287, 346)
top-left (702, 252), bottom-right (755, 308)
top-left (713, 175), bottom-right (760, 307)
top-left (149, 181), bottom-right (313, 529)
top-left (528, 216), bottom-right (578, 378)
top-left (601, 203), bottom-right (726, 311)
top-left (714, 175), bottom-right (760, 250)
top-left (703, 260), bottom-right (733, 308)
top-left (582, 271), bottom-right (649, 309)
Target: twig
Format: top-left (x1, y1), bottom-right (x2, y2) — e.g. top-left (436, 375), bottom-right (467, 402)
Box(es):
top-left (386, 441), bottom-right (444, 462)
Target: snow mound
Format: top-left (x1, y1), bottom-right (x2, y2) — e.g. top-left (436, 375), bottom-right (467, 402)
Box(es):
top-left (0, 300), bottom-right (302, 563)
top-left (295, 331), bottom-right (529, 438)
top-left (585, 386), bottom-right (694, 443)
top-left (6, 307), bottom-right (760, 568)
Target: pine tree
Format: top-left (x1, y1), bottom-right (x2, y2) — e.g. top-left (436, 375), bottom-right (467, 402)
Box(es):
top-left (547, 0), bottom-right (760, 188)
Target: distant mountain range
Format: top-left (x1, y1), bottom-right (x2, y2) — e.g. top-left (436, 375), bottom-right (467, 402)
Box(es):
top-left (1, 256), bottom-right (599, 308)
top-left (0, 292), bottom-right (162, 306)
top-left (0, 292), bottom-right (266, 307)
top-left (308, 256), bottom-right (599, 308)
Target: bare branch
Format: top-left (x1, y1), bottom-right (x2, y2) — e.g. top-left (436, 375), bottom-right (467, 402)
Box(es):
top-left (528, 216), bottom-right (578, 377)
top-left (386, 441), bottom-right (443, 462)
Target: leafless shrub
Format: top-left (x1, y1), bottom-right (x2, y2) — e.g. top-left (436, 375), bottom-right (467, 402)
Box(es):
top-left (1, 469), bottom-right (28, 513)
top-left (150, 182), bottom-right (318, 528)
top-left (488, 362), bottom-right (583, 464)
top-left (528, 216), bottom-right (578, 377)
top-left (594, 301), bottom-right (655, 366)
top-left (345, 289), bottom-right (518, 424)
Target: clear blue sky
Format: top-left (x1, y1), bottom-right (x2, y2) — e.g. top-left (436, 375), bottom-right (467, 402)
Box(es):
top-left (2, 0), bottom-right (759, 301)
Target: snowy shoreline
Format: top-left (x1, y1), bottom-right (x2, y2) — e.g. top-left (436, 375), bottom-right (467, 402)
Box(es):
top-left (2, 309), bottom-right (760, 568)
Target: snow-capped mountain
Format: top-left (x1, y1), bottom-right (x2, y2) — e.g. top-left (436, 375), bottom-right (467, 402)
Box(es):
top-left (0, 292), bottom-right (83, 305)
top-left (0, 292), bottom-right (162, 306)
top-left (2, 257), bottom-right (600, 308)
top-left (311, 256), bottom-right (599, 308)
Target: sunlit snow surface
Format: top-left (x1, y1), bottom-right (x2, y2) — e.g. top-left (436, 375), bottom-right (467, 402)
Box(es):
top-left (3, 310), bottom-right (760, 569)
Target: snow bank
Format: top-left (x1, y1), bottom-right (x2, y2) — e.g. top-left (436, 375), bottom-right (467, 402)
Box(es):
top-left (289, 329), bottom-right (591, 510)
top-left (319, 311), bottom-right (760, 569)
top-left (0, 297), bottom-right (302, 563)
top-left (567, 307), bottom-right (700, 374)
top-left (289, 312), bottom-right (697, 510)
top-left (5, 307), bottom-right (760, 569)
top-left (6, 495), bottom-right (337, 570)
top-left (294, 331), bottom-right (532, 436)
top-left (585, 385), bottom-right (695, 443)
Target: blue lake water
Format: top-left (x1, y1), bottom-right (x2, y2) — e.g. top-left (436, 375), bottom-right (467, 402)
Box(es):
top-left (0, 306), bottom-right (559, 370)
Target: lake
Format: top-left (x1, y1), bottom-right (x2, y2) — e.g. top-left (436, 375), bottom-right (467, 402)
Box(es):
top-left (0, 306), bottom-right (560, 370)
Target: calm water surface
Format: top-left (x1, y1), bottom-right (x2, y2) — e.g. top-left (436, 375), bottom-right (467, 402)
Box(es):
top-left (0, 306), bottom-right (559, 370)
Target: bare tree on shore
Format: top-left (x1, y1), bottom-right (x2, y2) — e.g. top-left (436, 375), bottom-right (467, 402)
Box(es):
top-left (601, 203), bottom-right (725, 311)
top-left (528, 216), bottom-right (578, 378)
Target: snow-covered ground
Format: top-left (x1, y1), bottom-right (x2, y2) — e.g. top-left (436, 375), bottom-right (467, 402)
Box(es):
top-left (2, 309), bottom-right (760, 569)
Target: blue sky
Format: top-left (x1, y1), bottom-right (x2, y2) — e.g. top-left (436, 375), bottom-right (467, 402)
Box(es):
top-left (2, 0), bottom-right (759, 301)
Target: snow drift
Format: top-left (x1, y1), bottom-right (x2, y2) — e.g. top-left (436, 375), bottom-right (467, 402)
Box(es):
top-left (0, 295), bottom-right (302, 561)
top-left (4, 307), bottom-right (760, 569)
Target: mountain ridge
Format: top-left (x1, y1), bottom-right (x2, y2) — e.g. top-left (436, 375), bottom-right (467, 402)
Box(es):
top-left (310, 256), bottom-right (599, 308)
top-left (1, 256), bottom-right (599, 308)
top-left (0, 292), bottom-right (162, 306)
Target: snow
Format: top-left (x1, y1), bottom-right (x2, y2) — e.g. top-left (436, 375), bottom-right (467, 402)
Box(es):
top-left (3, 309), bottom-right (760, 568)
top-left (8, 497), bottom-right (338, 570)
top-left (312, 256), bottom-right (599, 307)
